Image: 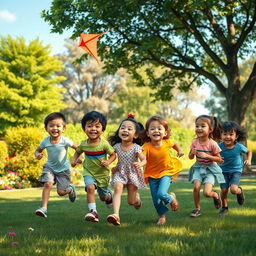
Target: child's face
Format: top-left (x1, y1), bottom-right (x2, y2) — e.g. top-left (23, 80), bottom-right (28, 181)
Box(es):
top-left (147, 120), bottom-right (167, 142)
top-left (195, 118), bottom-right (212, 139)
top-left (118, 120), bottom-right (137, 143)
top-left (84, 120), bottom-right (103, 141)
top-left (221, 129), bottom-right (238, 147)
top-left (45, 118), bottom-right (65, 138)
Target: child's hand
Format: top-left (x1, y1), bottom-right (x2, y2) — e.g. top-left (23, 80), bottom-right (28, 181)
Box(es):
top-left (244, 159), bottom-right (251, 166)
top-left (133, 161), bottom-right (142, 170)
top-left (191, 148), bottom-right (197, 156)
top-left (76, 157), bottom-right (83, 164)
top-left (177, 150), bottom-right (184, 157)
top-left (101, 160), bottom-right (110, 167)
top-left (71, 161), bottom-right (77, 168)
top-left (218, 157), bottom-right (224, 164)
top-left (35, 151), bottom-right (43, 160)
top-left (112, 166), bottom-right (118, 174)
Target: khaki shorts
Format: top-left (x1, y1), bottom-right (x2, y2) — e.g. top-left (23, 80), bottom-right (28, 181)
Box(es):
top-left (39, 166), bottom-right (70, 191)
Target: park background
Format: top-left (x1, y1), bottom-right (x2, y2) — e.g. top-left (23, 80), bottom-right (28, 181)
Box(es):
top-left (0, 1), bottom-right (256, 255)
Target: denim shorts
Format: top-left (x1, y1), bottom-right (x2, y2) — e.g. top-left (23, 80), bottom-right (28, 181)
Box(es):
top-left (84, 175), bottom-right (111, 198)
top-left (191, 170), bottom-right (215, 185)
top-left (220, 172), bottom-right (241, 189)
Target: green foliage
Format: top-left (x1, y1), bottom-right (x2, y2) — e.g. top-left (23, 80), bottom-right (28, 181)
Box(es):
top-left (0, 35), bottom-right (66, 133)
top-left (42, 0), bottom-right (256, 127)
top-left (5, 126), bottom-right (44, 156)
top-left (248, 140), bottom-right (256, 165)
top-left (0, 141), bottom-right (8, 170)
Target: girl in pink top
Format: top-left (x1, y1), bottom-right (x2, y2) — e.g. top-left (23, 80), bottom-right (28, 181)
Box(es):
top-left (188, 115), bottom-right (225, 217)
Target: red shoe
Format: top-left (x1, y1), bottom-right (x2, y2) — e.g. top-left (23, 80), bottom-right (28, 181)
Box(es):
top-left (85, 210), bottom-right (99, 222)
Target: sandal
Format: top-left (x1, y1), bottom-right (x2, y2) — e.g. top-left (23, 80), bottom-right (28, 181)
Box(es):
top-left (190, 208), bottom-right (201, 217)
top-left (170, 192), bottom-right (178, 211)
top-left (107, 214), bottom-right (120, 226)
top-left (213, 190), bottom-right (222, 209)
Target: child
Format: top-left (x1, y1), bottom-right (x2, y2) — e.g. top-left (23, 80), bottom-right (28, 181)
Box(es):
top-left (142, 115), bottom-right (183, 225)
top-left (106, 114), bottom-right (147, 226)
top-left (218, 121), bottom-right (252, 215)
top-left (188, 115), bottom-right (225, 217)
top-left (71, 111), bottom-right (116, 223)
top-left (34, 112), bottom-right (77, 218)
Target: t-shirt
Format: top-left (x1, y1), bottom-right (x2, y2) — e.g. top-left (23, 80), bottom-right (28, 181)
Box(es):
top-left (39, 136), bottom-right (74, 172)
top-left (190, 138), bottom-right (221, 165)
top-left (142, 139), bottom-right (182, 183)
top-left (76, 138), bottom-right (114, 187)
top-left (219, 142), bottom-right (248, 173)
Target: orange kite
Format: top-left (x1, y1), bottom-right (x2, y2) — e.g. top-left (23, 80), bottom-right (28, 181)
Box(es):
top-left (79, 32), bottom-right (106, 64)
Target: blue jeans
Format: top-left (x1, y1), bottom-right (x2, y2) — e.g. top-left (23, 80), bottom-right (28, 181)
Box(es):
top-left (148, 176), bottom-right (173, 216)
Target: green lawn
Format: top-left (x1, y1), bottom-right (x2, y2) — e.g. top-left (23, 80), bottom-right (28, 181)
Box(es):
top-left (0, 177), bottom-right (256, 256)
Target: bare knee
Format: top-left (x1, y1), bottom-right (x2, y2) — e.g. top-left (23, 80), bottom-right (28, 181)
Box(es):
top-left (203, 191), bottom-right (212, 197)
top-left (57, 190), bottom-right (66, 196)
top-left (44, 182), bottom-right (53, 190)
top-left (230, 186), bottom-right (239, 194)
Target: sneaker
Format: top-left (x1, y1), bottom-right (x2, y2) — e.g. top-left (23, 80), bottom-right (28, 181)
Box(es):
top-left (85, 210), bottom-right (99, 222)
top-left (237, 186), bottom-right (245, 205)
top-left (105, 193), bottom-right (113, 208)
top-left (190, 208), bottom-right (201, 217)
top-left (68, 184), bottom-right (76, 202)
top-left (134, 193), bottom-right (142, 209)
top-left (35, 207), bottom-right (48, 218)
top-left (107, 214), bottom-right (120, 226)
top-left (219, 207), bottom-right (229, 216)
top-left (213, 190), bottom-right (222, 209)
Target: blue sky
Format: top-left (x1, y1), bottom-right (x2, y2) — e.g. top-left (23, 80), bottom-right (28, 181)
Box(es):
top-left (0, 0), bottom-right (71, 55)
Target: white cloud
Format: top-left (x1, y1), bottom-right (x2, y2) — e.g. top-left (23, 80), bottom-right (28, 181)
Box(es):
top-left (0, 10), bottom-right (16, 23)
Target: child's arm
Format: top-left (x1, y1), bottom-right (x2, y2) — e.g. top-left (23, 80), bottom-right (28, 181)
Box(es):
top-left (188, 148), bottom-right (196, 160)
top-left (244, 149), bottom-right (252, 166)
top-left (70, 144), bottom-right (83, 164)
top-left (197, 152), bottom-right (222, 163)
top-left (101, 152), bottom-right (116, 168)
top-left (133, 152), bottom-right (147, 169)
top-left (173, 142), bottom-right (184, 157)
top-left (34, 147), bottom-right (44, 160)
top-left (71, 151), bottom-right (82, 167)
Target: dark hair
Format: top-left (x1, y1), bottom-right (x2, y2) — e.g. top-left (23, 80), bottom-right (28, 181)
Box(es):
top-left (141, 115), bottom-right (171, 143)
top-left (109, 115), bottom-right (144, 146)
top-left (195, 115), bottom-right (222, 141)
top-left (81, 111), bottom-right (107, 131)
top-left (44, 112), bottom-right (66, 127)
top-left (221, 121), bottom-right (247, 142)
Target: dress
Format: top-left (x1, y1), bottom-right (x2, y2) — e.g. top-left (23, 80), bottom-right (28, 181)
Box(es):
top-left (111, 143), bottom-right (146, 189)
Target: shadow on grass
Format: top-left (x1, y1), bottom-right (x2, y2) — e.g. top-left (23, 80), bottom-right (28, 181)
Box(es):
top-left (0, 178), bottom-right (256, 256)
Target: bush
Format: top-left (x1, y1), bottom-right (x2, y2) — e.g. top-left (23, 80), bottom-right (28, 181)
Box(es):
top-left (0, 141), bottom-right (8, 171)
top-left (5, 126), bottom-right (44, 156)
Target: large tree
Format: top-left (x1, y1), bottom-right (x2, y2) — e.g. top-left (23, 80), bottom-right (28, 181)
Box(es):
top-left (0, 36), bottom-right (66, 133)
top-left (42, 0), bottom-right (256, 126)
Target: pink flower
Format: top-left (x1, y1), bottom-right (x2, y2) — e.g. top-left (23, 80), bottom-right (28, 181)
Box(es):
top-left (12, 241), bottom-right (19, 245)
top-left (9, 232), bottom-right (16, 236)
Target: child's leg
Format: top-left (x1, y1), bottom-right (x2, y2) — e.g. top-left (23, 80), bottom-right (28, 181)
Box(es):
top-left (42, 181), bottom-right (53, 208)
top-left (127, 184), bottom-right (137, 206)
top-left (113, 182), bottom-right (124, 215)
top-left (221, 187), bottom-right (229, 207)
top-left (192, 180), bottom-right (201, 209)
top-left (204, 183), bottom-right (222, 209)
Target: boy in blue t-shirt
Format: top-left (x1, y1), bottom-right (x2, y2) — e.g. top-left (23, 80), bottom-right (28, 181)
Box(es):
top-left (34, 112), bottom-right (79, 218)
top-left (218, 121), bottom-right (252, 215)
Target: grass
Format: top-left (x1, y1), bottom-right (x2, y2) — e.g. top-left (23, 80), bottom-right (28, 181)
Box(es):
top-left (0, 177), bottom-right (256, 256)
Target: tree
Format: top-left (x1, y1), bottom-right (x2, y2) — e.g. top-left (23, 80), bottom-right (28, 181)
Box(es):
top-left (42, 0), bottom-right (256, 127)
top-left (0, 36), bottom-right (66, 133)
top-left (56, 39), bottom-right (127, 123)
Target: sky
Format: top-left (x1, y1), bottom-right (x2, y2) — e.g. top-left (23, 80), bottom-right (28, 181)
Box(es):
top-left (0, 0), bottom-right (209, 116)
top-left (0, 0), bottom-right (71, 55)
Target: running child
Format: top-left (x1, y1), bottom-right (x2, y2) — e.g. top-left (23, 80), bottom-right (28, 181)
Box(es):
top-left (142, 115), bottom-right (183, 225)
top-left (107, 114), bottom-right (147, 226)
top-left (71, 111), bottom-right (116, 222)
top-left (218, 121), bottom-right (252, 215)
top-left (34, 112), bottom-right (77, 218)
top-left (188, 115), bottom-right (225, 217)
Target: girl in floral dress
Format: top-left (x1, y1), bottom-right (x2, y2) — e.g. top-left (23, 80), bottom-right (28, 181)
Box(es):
top-left (107, 115), bottom-right (146, 226)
